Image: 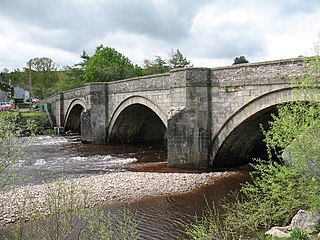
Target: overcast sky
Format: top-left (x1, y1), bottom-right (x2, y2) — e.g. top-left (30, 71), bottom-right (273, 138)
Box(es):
top-left (1, 0), bottom-right (320, 71)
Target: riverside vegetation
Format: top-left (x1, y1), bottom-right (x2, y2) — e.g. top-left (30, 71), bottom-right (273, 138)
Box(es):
top-left (185, 54), bottom-right (320, 239)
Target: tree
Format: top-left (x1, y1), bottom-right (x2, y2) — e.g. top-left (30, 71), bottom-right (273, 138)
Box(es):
top-left (84, 45), bottom-right (142, 83)
top-left (233, 55), bottom-right (249, 64)
top-left (28, 57), bottom-right (57, 72)
top-left (55, 66), bottom-right (86, 92)
top-left (142, 56), bottom-right (170, 75)
top-left (26, 57), bottom-right (59, 98)
top-left (168, 49), bottom-right (192, 68)
top-left (143, 49), bottom-right (192, 75)
top-left (0, 68), bottom-right (10, 83)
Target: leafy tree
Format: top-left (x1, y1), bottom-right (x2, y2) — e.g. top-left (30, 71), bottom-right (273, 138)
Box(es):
top-left (168, 49), bottom-right (192, 68)
top-left (28, 57), bottom-right (57, 72)
top-left (84, 45), bottom-right (142, 82)
top-left (0, 68), bottom-right (10, 83)
top-left (142, 56), bottom-right (170, 75)
top-left (143, 49), bottom-right (192, 75)
top-left (8, 68), bottom-right (23, 87)
top-left (55, 66), bottom-right (86, 92)
top-left (233, 55), bottom-right (249, 64)
top-left (26, 57), bottom-right (59, 98)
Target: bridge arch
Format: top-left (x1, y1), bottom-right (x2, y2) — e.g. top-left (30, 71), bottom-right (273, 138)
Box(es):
top-left (211, 87), bottom-right (298, 167)
top-left (108, 96), bottom-right (167, 143)
top-left (64, 99), bottom-right (88, 133)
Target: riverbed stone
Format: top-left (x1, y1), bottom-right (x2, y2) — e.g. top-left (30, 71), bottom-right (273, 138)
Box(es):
top-left (0, 171), bottom-right (238, 226)
top-left (265, 226), bottom-right (291, 238)
top-left (290, 210), bottom-right (320, 230)
top-left (266, 210), bottom-right (320, 238)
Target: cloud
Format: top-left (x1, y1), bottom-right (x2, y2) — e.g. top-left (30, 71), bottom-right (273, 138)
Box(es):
top-left (0, 0), bottom-right (319, 70)
top-left (186, 2), bottom-right (267, 61)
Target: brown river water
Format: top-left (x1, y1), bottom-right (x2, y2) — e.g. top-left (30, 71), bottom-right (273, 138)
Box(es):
top-left (4, 135), bottom-right (251, 239)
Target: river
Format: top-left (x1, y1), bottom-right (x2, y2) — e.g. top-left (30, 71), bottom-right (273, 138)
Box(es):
top-left (8, 134), bottom-right (250, 239)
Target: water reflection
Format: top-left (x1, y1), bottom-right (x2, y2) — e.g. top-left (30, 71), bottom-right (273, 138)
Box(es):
top-left (106, 171), bottom-right (250, 239)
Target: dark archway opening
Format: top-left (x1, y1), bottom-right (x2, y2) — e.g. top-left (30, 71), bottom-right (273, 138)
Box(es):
top-left (109, 104), bottom-right (166, 144)
top-left (64, 104), bottom-right (84, 133)
top-left (212, 105), bottom-right (278, 168)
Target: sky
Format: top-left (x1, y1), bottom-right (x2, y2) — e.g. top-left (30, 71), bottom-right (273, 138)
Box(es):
top-left (1, 0), bottom-right (320, 71)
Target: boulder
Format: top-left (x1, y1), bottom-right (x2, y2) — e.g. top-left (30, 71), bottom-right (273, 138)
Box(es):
top-left (290, 210), bottom-right (320, 230)
top-left (265, 226), bottom-right (291, 238)
top-left (266, 210), bottom-right (320, 238)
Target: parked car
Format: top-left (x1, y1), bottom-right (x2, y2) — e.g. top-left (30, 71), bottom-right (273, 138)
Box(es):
top-left (0, 102), bottom-right (14, 111)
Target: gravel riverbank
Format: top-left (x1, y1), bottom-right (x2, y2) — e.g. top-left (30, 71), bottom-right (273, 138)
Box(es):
top-left (0, 170), bottom-right (238, 225)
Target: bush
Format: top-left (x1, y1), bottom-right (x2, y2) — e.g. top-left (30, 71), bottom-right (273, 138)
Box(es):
top-left (0, 112), bottom-right (35, 188)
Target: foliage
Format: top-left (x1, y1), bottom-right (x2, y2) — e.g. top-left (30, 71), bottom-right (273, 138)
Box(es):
top-left (21, 111), bottom-right (50, 134)
top-left (0, 112), bottom-right (35, 189)
top-left (168, 49), bottom-right (192, 68)
top-left (185, 202), bottom-right (229, 240)
top-left (0, 68), bottom-right (10, 83)
top-left (84, 45), bottom-right (143, 82)
top-left (0, 111), bottom-right (49, 134)
top-left (233, 55), bottom-right (249, 64)
top-left (289, 228), bottom-right (310, 240)
top-left (143, 49), bottom-right (192, 75)
top-left (143, 56), bottom-right (170, 75)
top-left (55, 67), bottom-right (86, 92)
top-left (83, 208), bottom-right (140, 240)
top-left (27, 57), bottom-right (57, 72)
top-left (24, 57), bottom-right (60, 98)
top-left (0, 81), bottom-right (13, 99)
top-left (223, 160), bottom-right (320, 238)
top-left (263, 56), bottom-right (320, 178)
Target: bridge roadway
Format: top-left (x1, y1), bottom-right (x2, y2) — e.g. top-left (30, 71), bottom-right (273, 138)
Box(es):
top-left (45, 57), bottom-right (316, 169)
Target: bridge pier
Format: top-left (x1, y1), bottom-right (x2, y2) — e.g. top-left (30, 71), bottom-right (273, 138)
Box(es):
top-left (81, 83), bottom-right (109, 143)
top-left (167, 68), bottom-right (211, 169)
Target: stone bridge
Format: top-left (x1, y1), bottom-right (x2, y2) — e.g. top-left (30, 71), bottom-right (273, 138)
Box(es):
top-left (45, 57), bottom-right (314, 169)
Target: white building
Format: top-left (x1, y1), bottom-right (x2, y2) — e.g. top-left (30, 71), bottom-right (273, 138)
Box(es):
top-left (14, 85), bottom-right (29, 100)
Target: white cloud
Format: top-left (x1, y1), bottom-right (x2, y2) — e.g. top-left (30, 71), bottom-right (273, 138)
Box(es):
top-left (0, 0), bottom-right (320, 70)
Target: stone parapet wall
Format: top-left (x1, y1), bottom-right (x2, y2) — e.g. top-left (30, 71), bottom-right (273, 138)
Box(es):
top-left (210, 58), bottom-right (305, 87)
top-left (107, 73), bottom-right (171, 94)
top-left (62, 85), bottom-right (91, 100)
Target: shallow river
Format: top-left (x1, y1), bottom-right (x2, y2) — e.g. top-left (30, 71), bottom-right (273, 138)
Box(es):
top-left (12, 135), bottom-right (250, 239)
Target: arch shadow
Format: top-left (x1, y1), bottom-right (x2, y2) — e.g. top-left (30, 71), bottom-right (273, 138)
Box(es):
top-left (211, 88), bottom-right (299, 167)
top-left (108, 96), bottom-right (168, 143)
top-left (64, 99), bottom-right (88, 133)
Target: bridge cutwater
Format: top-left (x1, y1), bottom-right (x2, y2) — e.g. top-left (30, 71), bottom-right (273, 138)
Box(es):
top-left (45, 57), bottom-right (317, 169)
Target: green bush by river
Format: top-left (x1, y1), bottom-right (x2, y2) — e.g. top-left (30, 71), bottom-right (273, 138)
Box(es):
top-left (0, 111), bottom-right (52, 135)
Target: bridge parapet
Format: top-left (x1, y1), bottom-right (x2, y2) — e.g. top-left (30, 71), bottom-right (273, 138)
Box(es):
top-left (210, 58), bottom-right (304, 87)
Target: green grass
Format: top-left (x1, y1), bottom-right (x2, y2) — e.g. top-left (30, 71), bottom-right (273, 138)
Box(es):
top-left (19, 111), bottom-right (46, 117)
top-left (0, 110), bottom-right (45, 117)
